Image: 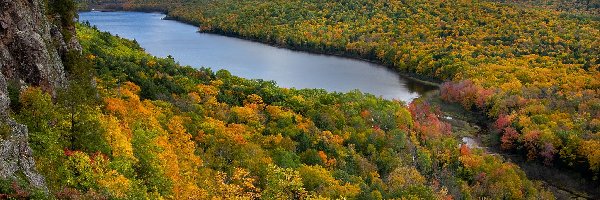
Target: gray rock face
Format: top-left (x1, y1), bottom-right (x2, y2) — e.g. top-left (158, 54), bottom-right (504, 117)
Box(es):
top-left (0, 73), bottom-right (8, 118)
top-left (0, 0), bottom-right (79, 192)
top-left (0, 0), bottom-right (70, 92)
top-left (0, 71), bottom-right (48, 191)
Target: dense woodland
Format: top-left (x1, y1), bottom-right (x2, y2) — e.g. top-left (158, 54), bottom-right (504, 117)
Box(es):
top-left (493, 0), bottom-right (600, 15)
top-left (1, 0), bottom-right (596, 198)
top-left (120, 0), bottom-right (600, 180)
top-left (76, 0), bottom-right (128, 10)
top-left (1, 21), bottom-right (556, 198)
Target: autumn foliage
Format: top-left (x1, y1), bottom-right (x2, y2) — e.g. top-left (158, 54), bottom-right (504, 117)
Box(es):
top-left (1, 24), bottom-right (554, 199)
top-left (122, 0), bottom-right (600, 177)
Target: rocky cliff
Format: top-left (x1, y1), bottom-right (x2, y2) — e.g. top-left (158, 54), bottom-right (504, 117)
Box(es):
top-left (0, 0), bottom-right (79, 191)
top-left (0, 73), bottom-right (47, 191)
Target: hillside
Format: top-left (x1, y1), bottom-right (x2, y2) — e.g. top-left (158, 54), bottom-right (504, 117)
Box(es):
top-left (0, 17), bottom-right (555, 197)
top-left (122, 0), bottom-right (600, 182)
top-left (492, 0), bottom-right (600, 16)
top-left (0, 0), bottom-right (597, 198)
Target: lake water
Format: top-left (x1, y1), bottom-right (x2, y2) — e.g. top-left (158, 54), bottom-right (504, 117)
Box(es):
top-left (79, 11), bottom-right (436, 102)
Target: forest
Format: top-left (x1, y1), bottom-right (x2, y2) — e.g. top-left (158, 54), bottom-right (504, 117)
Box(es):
top-left (120, 0), bottom-right (600, 180)
top-left (0, 21), bottom-right (557, 199)
top-left (0, 0), bottom-right (595, 198)
top-left (492, 0), bottom-right (600, 15)
top-left (76, 0), bottom-right (128, 10)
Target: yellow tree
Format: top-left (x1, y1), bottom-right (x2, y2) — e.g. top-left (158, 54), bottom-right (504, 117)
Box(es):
top-left (167, 116), bottom-right (205, 198)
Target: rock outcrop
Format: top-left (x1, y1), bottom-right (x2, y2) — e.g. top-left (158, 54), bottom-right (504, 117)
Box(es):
top-left (0, 0), bottom-right (79, 191)
top-left (0, 0), bottom-right (71, 92)
top-left (0, 73), bottom-right (47, 191)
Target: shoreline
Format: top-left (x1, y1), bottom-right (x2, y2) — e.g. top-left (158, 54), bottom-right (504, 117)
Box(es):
top-left (80, 9), bottom-right (442, 89)
top-left (165, 14), bottom-right (442, 88)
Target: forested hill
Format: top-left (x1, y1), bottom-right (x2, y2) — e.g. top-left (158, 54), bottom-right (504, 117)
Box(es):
top-left (0, 0), bottom-right (596, 198)
top-left (492, 0), bottom-right (600, 16)
top-left (77, 0), bottom-right (128, 10)
top-left (118, 0), bottom-right (600, 182)
top-left (0, 21), bottom-right (555, 198)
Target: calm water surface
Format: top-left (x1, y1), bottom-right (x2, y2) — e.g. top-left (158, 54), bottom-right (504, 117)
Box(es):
top-left (79, 11), bottom-right (436, 102)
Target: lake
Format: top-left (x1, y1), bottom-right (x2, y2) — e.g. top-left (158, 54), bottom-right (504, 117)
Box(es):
top-left (79, 11), bottom-right (436, 102)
